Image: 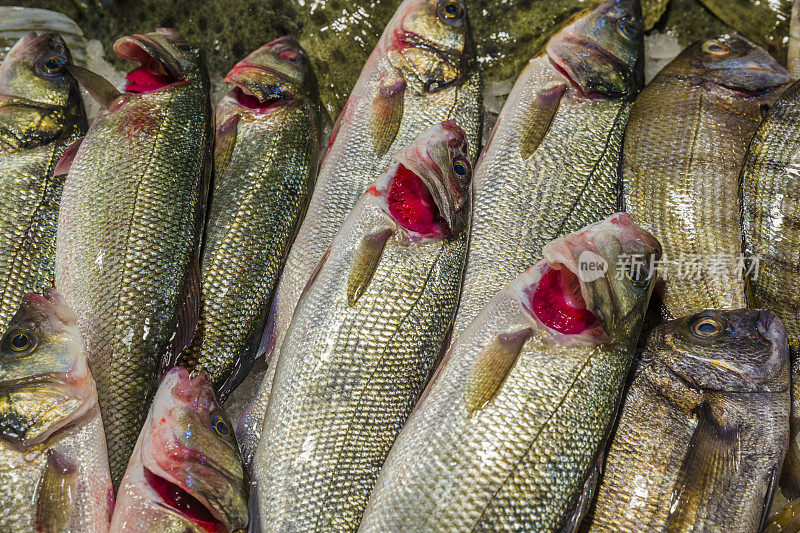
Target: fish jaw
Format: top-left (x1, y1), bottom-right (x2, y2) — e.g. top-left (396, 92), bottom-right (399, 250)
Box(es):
top-left (113, 29), bottom-right (200, 94)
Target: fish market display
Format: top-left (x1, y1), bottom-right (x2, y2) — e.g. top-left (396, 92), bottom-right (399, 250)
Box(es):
top-left (180, 36), bottom-right (324, 397)
top-left (111, 367), bottom-right (248, 532)
top-left (452, 0), bottom-right (644, 339)
top-left (588, 309), bottom-right (790, 532)
top-left (739, 78), bottom-right (800, 500)
top-left (237, 0), bottom-right (482, 467)
top-left (55, 28), bottom-right (212, 485)
top-left (251, 121), bottom-right (472, 531)
top-left (622, 34), bottom-right (788, 318)
top-left (0, 32), bottom-right (85, 333)
top-left (0, 290), bottom-right (112, 532)
top-left (359, 213), bottom-right (661, 532)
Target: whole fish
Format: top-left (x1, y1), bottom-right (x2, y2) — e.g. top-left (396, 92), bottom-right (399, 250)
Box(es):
top-left (111, 367), bottom-right (247, 532)
top-left (451, 0), bottom-right (644, 339)
top-left (739, 79), bottom-right (800, 501)
top-left (359, 213), bottom-right (661, 532)
top-left (180, 36), bottom-right (324, 397)
top-left (0, 289), bottom-right (112, 532)
top-left (55, 28), bottom-right (212, 485)
top-left (0, 32), bottom-right (86, 333)
top-left (237, 0), bottom-right (482, 467)
top-left (251, 121), bottom-right (473, 531)
top-left (622, 34), bottom-right (788, 319)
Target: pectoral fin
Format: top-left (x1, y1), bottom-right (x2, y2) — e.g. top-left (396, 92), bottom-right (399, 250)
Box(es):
top-left (519, 84), bottom-right (566, 160)
top-left (35, 449), bottom-right (77, 533)
top-left (65, 64), bottom-right (122, 109)
top-left (371, 80), bottom-right (405, 158)
top-left (347, 229), bottom-right (393, 307)
top-left (53, 137), bottom-right (83, 178)
top-left (465, 328), bottom-right (533, 417)
top-left (214, 114), bottom-right (239, 178)
top-left (162, 259), bottom-right (202, 374)
top-left (667, 401), bottom-right (740, 529)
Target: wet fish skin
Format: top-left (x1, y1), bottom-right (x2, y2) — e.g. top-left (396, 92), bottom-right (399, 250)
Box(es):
top-left (452, 0), bottom-right (643, 339)
top-left (111, 367), bottom-right (248, 532)
top-left (588, 309), bottom-right (790, 532)
top-left (359, 213), bottom-right (661, 532)
top-left (0, 289), bottom-right (112, 532)
top-left (0, 32), bottom-right (86, 334)
top-left (251, 121), bottom-right (472, 532)
top-left (622, 34), bottom-right (788, 319)
top-left (739, 78), bottom-right (800, 501)
top-left (236, 0), bottom-right (482, 468)
top-left (180, 36), bottom-right (324, 398)
top-left (55, 28), bottom-right (213, 486)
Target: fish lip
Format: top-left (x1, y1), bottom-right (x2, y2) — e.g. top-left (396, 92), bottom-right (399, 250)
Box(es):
top-left (660, 358), bottom-right (789, 395)
top-left (223, 67), bottom-right (297, 111)
top-left (546, 42), bottom-right (631, 100)
top-left (391, 29), bottom-right (465, 89)
top-left (113, 34), bottom-right (188, 91)
top-left (144, 467), bottom-right (234, 532)
top-left (707, 71), bottom-right (788, 97)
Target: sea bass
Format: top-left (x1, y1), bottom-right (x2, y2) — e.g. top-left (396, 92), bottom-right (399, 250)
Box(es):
top-left (0, 289), bottom-right (112, 532)
top-left (588, 309), bottom-right (789, 532)
top-left (739, 78), bottom-right (800, 502)
top-left (0, 32), bottom-right (85, 333)
top-left (111, 367), bottom-right (247, 532)
top-left (237, 0), bottom-right (482, 467)
top-left (180, 36), bottom-right (324, 397)
top-left (452, 0), bottom-right (644, 339)
top-left (359, 213), bottom-right (661, 532)
top-left (55, 28), bottom-right (212, 485)
top-left (251, 121), bottom-right (472, 531)
top-left (622, 34), bottom-right (788, 318)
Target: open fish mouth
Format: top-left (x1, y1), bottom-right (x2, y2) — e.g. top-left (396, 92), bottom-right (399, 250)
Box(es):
top-left (144, 468), bottom-right (228, 533)
top-left (113, 34), bottom-right (186, 94)
top-left (223, 67), bottom-right (296, 113)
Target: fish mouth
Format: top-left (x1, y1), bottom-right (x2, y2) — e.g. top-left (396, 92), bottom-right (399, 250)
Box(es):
top-left (709, 69), bottom-right (789, 97)
top-left (384, 162), bottom-right (452, 238)
top-left (547, 39), bottom-right (634, 99)
top-left (114, 34), bottom-right (186, 94)
top-left (390, 30), bottom-right (465, 92)
top-left (144, 468), bottom-right (229, 533)
top-left (223, 67), bottom-right (296, 114)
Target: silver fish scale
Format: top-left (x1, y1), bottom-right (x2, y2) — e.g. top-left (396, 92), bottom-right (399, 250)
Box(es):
top-left (452, 58), bottom-right (627, 339)
top-left (252, 200), bottom-right (469, 532)
top-left (55, 81), bottom-right (211, 485)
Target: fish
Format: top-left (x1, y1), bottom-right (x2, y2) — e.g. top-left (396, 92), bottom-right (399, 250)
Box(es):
top-left (358, 213), bottom-right (661, 532)
top-left (451, 0), bottom-right (644, 340)
top-left (587, 309), bottom-right (790, 532)
top-left (0, 8), bottom-right (87, 65)
top-left (250, 120), bottom-right (473, 531)
top-left (110, 367), bottom-right (248, 532)
top-left (180, 36), bottom-right (324, 398)
top-left (621, 34), bottom-right (788, 319)
top-left (739, 78), bottom-right (800, 502)
top-left (0, 289), bottom-right (113, 532)
top-left (0, 32), bottom-right (86, 334)
top-left (54, 28), bottom-right (213, 486)
top-left (236, 0), bottom-right (482, 468)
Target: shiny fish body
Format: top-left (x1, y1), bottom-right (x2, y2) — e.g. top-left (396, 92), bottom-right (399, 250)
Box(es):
top-left (0, 290), bottom-right (112, 532)
top-left (251, 122), bottom-right (472, 531)
top-left (452, 0), bottom-right (644, 339)
top-left (588, 309), bottom-right (789, 532)
top-left (237, 0), bottom-right (482, 466)
top-left (55, 29), bottom-right (212, 485)
top-left (622, 34), bottom-right (788, 318)
top-left (359, 214), bottom-right (661, 532)
top-left (0, 32), bottom-right (86, 334)
top-left (181, 37), bottom-right (324, 396)
top-left (739, 79), bottom-right (800, 501)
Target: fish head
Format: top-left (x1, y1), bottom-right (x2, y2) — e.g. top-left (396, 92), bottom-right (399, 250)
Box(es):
top-left (683, 34), bottom-right (788, 95)
top-left (0, 289), bottom-right (95, 449)
top-left (546, 0), bottom-right (644, 99)
top-left (525, 213), bottom-right (661, 344)
top-left (222, 36), bottom-right (317, 114)
top-left (376, 120), bottom-right (471, 239)
top-left (0, 31), bottom-right (80, 108)
top-left (114, 28), bottom-right (205, 94)
top-left (387, 0), bottom-right (472, 93)
top-left (648, 309), bottom-right (790, 393)
top-left (139, 367), bottom-right (247, 532)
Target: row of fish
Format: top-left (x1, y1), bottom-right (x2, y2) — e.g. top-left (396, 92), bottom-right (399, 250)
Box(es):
top-left (0, 0), bottom-right (798, 530)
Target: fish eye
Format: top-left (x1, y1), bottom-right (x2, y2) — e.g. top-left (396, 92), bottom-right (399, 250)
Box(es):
top-left (618, 20), bottom-right (640, 40)
top-left (691, 316), bottom-right (724, 338)
top-left (702, 41), bottom-right (730, 56)
top-left (453, 159), bottom-right (469, 179)
top-left (624, 262), bottom-right (650, 288)
top-left (8, 332), bottom-right (34, 353)
top-left (438, 0), bottom-right (464, 22)
top-left (41, 56), bottom-right (64, 73)
top-left (210, 414), bottom-right (230, 438)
